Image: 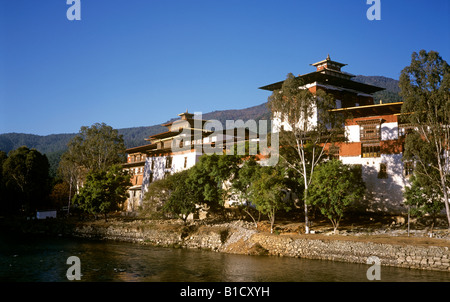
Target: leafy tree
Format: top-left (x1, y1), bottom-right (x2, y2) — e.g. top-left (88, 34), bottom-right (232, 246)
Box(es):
top-left (400, 50), bottom-right (450, 228)
top-left (2, 146), bottom-right (51, 213)
top-left (49, 181), bottom-right (74, 211)
top-left (162, 170), bottom-right (198, 224)
top-left (142, 177), bottom-right (173, 218)
top-left (73, 165), bottom-right (131, 221)
top-left (230, 157), bottom-right (262, 227)
top-left (249, 166), bottom-right (290, 233)
top-left (186, 153), bottom-right (241, 214)
top-left (62, 123), bottom-right (126, 174)
top-left (307, 160), bottom-right (365, 234)
top-left (57, 147), bottom-right (85, 212)
top-left (0, 151), bottom-right (7, 214)
top-left (267, 73), bottom-right (345, 233)
top-left (404, 175), bottom-right (443, 232)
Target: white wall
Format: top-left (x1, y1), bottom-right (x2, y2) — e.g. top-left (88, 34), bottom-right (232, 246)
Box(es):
top-left (345, 125), bottom-right (360, 142)
top-left (381, 122), bottom-right (398, 141)
top-left (341, 154), bottom-right (407, 214)
top-left (272, 106), bottom-right (318, 133)
top-left (140, 150), bottom-right (203, 207)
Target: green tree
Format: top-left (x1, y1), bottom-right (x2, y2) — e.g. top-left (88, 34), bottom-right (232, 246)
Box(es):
top-left (0, 151), bottom-right (8, 214)
top-left (57, 147), bottom-right (84, 213)
top-left (267, 73), bottom-right (345, 233)
top-left (73, 165), bottom-right (131, 221)
top-left (161, 170), bottom-right (198, 224)
top-left (249, 166), bottom-right (290, 233)
top-left (186, 153), bottom-right (241, 215)
top-left (230, 157), bottom-right (262, 227)
top-left (49, 181), bottom-right (74, 211)
top-left (307, 160), bottom-right (365, 234)
top-left (400, 50), bottom-right (450, 227)
top-left (404, 175), bottom-right (443, 232)
top-left (142, 177), bottom-right (173, 218)
top-left (62, 123), bottom-right (126, 174)
top-left (2, 146), bottom-right (51, 213)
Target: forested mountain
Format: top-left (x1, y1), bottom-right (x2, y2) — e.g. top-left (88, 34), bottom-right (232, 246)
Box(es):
top-left (0, 75), bottom-right (401, 176)
top-left (0, 103), bottom-right (270, 155)
top-left (353, 75), bottom-right (402, 104)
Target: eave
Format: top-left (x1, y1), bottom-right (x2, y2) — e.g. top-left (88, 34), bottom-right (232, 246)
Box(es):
top-left (259, 70), bottom-right (384, 94)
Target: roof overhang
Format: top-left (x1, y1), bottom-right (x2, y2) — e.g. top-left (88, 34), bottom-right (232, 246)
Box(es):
top-left (259, 71), bottom-right (384, 94)
top-left (125, 144), bottom-right (156, 154)
top-left (330, 102), bottom-right (403, 118)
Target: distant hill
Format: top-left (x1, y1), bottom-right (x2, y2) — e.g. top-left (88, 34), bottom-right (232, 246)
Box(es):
top-left (353, 75), bottom-right (402, 104)
top-left (0, 102), bottom-right (270, 154)
top-left (0, 75), bottom-right (400, 175)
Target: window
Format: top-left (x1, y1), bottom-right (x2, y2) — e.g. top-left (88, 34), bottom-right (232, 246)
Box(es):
top-left (399, 126), bottom-right (414, 137)
top-left (404, 161), bottom-right (414, 177)
top-left (362, 144), bottom-right (380, 158)
top-left (328, 145), bottom-right (340, 160)
top-left (165, 156), bottom-right (172, 169)
top-left (377, 163), bottom-right (388, 179)
top-left (360, 124), bottom-right (381, 140)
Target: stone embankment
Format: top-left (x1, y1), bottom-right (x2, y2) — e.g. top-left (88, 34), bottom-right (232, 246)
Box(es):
top-left (70, 219), bottom-right (450, 273)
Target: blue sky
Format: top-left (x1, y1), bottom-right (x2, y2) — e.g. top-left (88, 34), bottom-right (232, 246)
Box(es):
top-left (0, 0), bottom-right (449, 135)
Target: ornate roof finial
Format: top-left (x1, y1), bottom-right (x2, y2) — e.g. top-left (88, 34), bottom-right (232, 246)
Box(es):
top-left (326, 54), bottom-right (330, 60)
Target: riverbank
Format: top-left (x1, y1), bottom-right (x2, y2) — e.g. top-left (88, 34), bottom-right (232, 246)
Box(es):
top-left (2, 216), bottom-right (450, 273)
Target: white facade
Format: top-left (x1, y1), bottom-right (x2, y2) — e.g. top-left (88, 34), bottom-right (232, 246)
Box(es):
top-left (340, 154), bottom-right (407, 213)
top-left (139, 150), bottom-right (203, 207)
top-left (272, 106), bottom-right (319, 133)
top-left (346, 125), bottom-right (360, 142)
top-left (340, 117), bottom-right (412, 214)
top-left (381, 122), bottom-right (398, 141)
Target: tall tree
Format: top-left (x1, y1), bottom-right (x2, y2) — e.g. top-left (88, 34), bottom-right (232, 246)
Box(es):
top-left (400, 50), bottom-right (450, 228)
top-left (161, 169), bottom-right (198, 224)
top-left (186, 153), bottom-right (241, 214)
top-left (57, 147), bottom-right (85, 212)
top-left (307, 160), bottom-right (365, 234)
top-left (2, 146), bottom-right (50, 213)
top-left (230, 157), bottom-right (261, 227)
top-left (404, 175), bottom-right (443, 232)
top-left (267, 73), bottom-right (345, 233)
top-left (0, 151), bottom-right (8, 214)
top-left (248, 166), bottom-right (290, 234)
top-left (63, 123), bottom-right (126, 173)
top-left (73, 164), bottom-right (131, 221)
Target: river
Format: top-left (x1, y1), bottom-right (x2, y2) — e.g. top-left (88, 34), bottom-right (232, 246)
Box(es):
top-left (1, 232), bottom-right (449, 283)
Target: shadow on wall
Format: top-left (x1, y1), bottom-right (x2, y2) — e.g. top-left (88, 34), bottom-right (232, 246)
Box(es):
top-left (356, 155), bottom-right (407, 215)
top-left (141, 157), bottom-right (174, 202)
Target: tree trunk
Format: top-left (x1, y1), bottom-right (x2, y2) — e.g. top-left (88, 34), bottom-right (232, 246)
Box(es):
top-left (244, 208), bottom-right (258, 228)
top-left (437, 155), bottom-right (450, 228)
top-left (303, 188), bottom-right (310, 234)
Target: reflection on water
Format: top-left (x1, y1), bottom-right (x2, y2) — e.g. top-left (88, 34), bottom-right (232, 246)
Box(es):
top-left (0, 233), bottom-right (449, 282)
